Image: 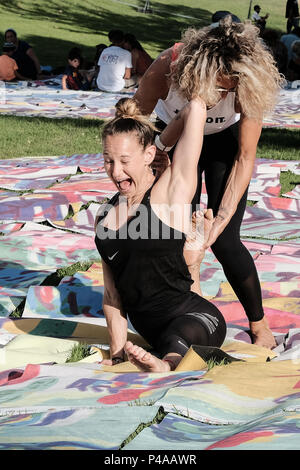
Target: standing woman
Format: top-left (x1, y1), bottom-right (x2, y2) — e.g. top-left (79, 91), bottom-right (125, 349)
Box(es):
top-left (94, 97), bottom-right (227, 372)
top-left (134, 16), bottom-right (284, 349)
top-left (4, 29), bottom-right (42, 80)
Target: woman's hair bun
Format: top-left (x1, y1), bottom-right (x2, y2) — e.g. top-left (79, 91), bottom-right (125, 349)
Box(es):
top-left (115, 97), bottom-right (140, 119)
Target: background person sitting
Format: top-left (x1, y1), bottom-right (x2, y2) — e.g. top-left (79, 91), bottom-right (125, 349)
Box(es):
top-left (4, 29), bottom-right (42, 80)
top-left (252, 5), bottom-right (269, 33)
top-left (96, 29), bottom-right (136, 92)
top-left (122, 33), bottom-right (153, 82)
top-left (62, 48), bottom-right (92, 90)
top-left (0, 42), bottom-right (29, 81)
top-left (94, 43), bottom-right (107, 66)
top-left (262, 29), bottom-right (289, 75)
top-left (280, 26), bottom-right (300, 62)
top-left (86, 43), bottom-right (107, 88)
top-left (286, 40), bottom-right (300, 80)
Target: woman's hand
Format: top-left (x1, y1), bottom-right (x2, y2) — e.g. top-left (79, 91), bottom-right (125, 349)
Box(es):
top-left (204, 211), bottom-right (229, 249)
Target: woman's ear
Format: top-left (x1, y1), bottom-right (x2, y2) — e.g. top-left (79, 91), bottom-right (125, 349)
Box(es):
top-left (144, 144), bottom-right (157, 166)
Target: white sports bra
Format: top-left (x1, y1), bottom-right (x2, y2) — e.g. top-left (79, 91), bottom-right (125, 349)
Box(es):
top-left (155, 86), bottom-right (240, 135)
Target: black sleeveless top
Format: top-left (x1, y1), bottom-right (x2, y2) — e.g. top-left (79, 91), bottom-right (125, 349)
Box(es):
top-left (94, 186), bottom-right (193, 315)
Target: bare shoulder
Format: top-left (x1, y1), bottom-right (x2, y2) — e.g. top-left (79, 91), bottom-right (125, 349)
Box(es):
top-left (134, 47), bottom-right (173, 114)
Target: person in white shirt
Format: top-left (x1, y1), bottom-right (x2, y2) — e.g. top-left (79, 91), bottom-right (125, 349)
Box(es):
top-left (252, 5), bottom-right (269, 32)
top-left (97, 30), bottom-right (136, 92)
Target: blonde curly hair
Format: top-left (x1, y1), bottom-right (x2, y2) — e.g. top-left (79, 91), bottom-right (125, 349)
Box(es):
top-left (102, 97), bottom-right (157, 148)
top-left (171, 16), bottom-right (285, 119)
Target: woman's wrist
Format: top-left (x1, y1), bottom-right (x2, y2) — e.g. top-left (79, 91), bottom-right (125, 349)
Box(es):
top-left (111, 356), bottom-right (124, 365)
top-left (154, 134), bottom-right (173, 152)
top-left (111, 349), bottom-right (125, 364)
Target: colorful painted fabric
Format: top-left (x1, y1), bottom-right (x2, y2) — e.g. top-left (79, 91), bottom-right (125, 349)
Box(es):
top-left (0, 406), bottom-right (160, 450)
top-left (0, 222), bottom-right (23, 234)
top-left (44, 172), bottom-right (117, 194)
top-left (0, 83), bottom-right (299, 127)
top-left (255, 196), bottom-right (300, 214)
top-left (23, 285), bottom-right (105, 321)
top-left (47, 203), bottom-right (100, 235)
top-left (0, 363), bottom-right (205, 408)
top-left (0, 192), bottom-right (70, 222)
top-left (0, 223), bottom-right (99, 316)
top-left (240, 217), bottom-right (300, 239)
top-left (0, 317), bottom-right (115, 345)
top-left (262, 86), bottom-right (300, 128)
top-left (0, 222), bottom-right (99, 269)
top-left (156, 360), bottom-right (300, 424)
top-left (124, 410), bottom-right (300, 450)
top-left (0, 87), bottom-right (135, 120)
top-left (212, 280), bottom-right (300, 333)
top-left (0, 164), bottom-right (78, 191)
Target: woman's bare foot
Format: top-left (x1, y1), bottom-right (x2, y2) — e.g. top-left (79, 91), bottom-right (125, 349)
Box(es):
top-left (250, 318), bottom-right (276, 349)
top-left (184, 209), bottom-right (214, 265)
top-left (124, 341), bottom-right (179, 372)
top-left (184, 209), bottom-right (214, 296)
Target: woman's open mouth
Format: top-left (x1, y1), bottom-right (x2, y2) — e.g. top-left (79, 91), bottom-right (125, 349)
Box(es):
top-left (116, 178), bottom-right (133, 192)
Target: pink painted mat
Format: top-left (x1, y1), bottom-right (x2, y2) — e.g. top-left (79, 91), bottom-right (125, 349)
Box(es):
top-left (0, 155), bottom-right (298, 327)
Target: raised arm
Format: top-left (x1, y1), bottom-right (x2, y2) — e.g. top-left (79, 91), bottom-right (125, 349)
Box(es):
top-left (205, 114), bottom-right (262, 248)
top-left (155, 99), bottom-right (207, 205)
top-left (102, 259), bottom-right (128, 363)
top-left (133, 47), bottom-right (172, 115)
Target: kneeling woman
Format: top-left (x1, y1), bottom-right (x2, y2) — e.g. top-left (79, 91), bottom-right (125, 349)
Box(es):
top-left (94, 97), bottom-right (226, 372)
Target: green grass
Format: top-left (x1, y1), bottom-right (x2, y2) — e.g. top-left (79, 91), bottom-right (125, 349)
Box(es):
top-left (257, 128), bottom-right (300, 161)
top-left (1, 116), bottom-right (299, 162)
top-left (0, 0), bottom-right (290, 69)
top-left (66, 342), bottom-right (91, 362)
top-left (280, 170), bottom-right (300, 196)
top-left (0, 0), bottom-right (297, 161)
top-left (0, 116), bottom-right (104, 159)
top-left (120, 406), bottom-right (166, 449)
top-left (9, 260), bottom-right (98, 318)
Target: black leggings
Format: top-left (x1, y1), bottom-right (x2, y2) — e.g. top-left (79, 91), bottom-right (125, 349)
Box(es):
top-left (129, 293), bottom-right (227, 357)
top-left (157, 120), bottom-right (264, 322)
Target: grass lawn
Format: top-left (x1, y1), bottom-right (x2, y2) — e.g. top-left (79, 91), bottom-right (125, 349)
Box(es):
top-left (0, 115), bottom-right (104, 158)
top-left (0, 0), bottom-right (297, 160)
top-left (0, 0), bottom-right (291, 67)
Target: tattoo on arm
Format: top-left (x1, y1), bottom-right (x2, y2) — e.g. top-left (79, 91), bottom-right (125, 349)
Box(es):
top-left (216, 206), bottom-right (229, 221)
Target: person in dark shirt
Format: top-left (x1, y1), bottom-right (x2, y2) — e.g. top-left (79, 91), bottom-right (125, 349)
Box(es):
top-left (4, 29), bottom-right (41, 80)
top-left (62, 48), bottom-right (92, 90)
top-left (94, 97), bottom-right (226, 372)
top-left (286, 40), bottom-right (300, 79)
